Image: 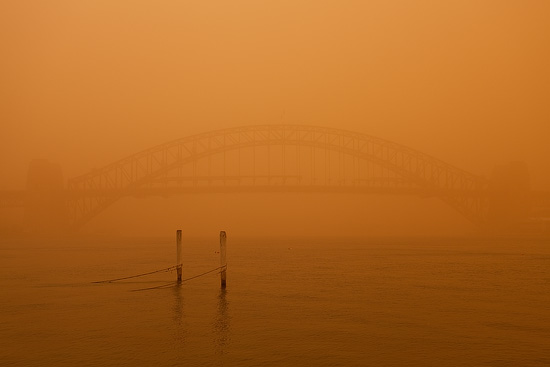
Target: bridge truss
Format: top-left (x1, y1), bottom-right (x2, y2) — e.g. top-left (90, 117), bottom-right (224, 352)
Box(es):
top-left (66, 125), bottom-right (490, 227)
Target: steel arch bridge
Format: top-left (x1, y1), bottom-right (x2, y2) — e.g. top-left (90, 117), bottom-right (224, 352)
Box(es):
top-left (66, 125), bottom-right (490, 228)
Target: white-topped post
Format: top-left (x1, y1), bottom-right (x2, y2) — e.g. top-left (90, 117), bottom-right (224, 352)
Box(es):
top-left (220, 231), bottom-right (227, 288)
top-left (176, 230), bottom-right (182, 283)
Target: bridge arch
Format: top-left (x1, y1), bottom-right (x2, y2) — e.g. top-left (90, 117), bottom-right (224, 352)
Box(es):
top-left (67, 125), bottom-right (488, 227)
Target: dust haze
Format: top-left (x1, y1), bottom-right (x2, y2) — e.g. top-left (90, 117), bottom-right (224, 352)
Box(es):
top-left (1, 1), bottom-right (549, 237)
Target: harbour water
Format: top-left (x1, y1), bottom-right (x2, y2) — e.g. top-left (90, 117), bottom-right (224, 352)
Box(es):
top-left (1, 235), bottom-right (549, 366)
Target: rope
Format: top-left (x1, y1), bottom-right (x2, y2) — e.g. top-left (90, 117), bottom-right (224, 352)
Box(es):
top-left (93, 264), bottom-right (227, 291)
top-left (92, 265), bottom-right (181, 284)
top-left (131, 281), bottom-right (177, 292)
top-left (131, 265), bottom-right (227, 292)
top-left (181, 265), bottom-right (226, 282)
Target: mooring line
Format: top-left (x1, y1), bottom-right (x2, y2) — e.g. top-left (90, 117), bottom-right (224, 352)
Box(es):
top-left (131, 265), bottom-right (227, 292)
top-left (94, 264), bottom-right (227, 291)
top-left (181, 265), bottom-right (227, 282)
top-left (92, 265), bottom-right (181, 284)
top-left (131, 281), bottom-right (177, 292)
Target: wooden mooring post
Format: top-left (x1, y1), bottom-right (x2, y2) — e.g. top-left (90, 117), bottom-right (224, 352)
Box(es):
top-left (220, 231), bottom-right (227, 288)
top-left (176, 230), bottom-right (182, 283)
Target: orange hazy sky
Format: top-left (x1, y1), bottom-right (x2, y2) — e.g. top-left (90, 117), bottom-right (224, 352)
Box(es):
top-left (1, 1), bottom-right (549, 235)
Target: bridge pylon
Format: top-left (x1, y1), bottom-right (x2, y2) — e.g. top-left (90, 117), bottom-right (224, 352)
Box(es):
top-left (24, 159), bottom-right (68, 233)
top-left (485, 162), bottom-right (533, 232)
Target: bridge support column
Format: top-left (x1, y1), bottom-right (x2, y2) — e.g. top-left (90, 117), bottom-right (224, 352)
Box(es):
top-left (25, 159), bottom-right (67, 233)
top-left (486, 162), bottom-right (532, 233)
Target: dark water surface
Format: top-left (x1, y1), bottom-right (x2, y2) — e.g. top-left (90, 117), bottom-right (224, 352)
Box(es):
top-left (1, 236), bottom-right (549, 366)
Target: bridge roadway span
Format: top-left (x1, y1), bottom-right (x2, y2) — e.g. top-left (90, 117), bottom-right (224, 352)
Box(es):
top-left (1, 125), bottom-right (548, 228)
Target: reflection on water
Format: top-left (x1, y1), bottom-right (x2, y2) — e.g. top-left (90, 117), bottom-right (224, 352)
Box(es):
top-left (172, 285), bottom-right (187, 345)
top-left (170, 284), bottom-right (231, 356)
top-left (214, 288), bottom-right (231, 354)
